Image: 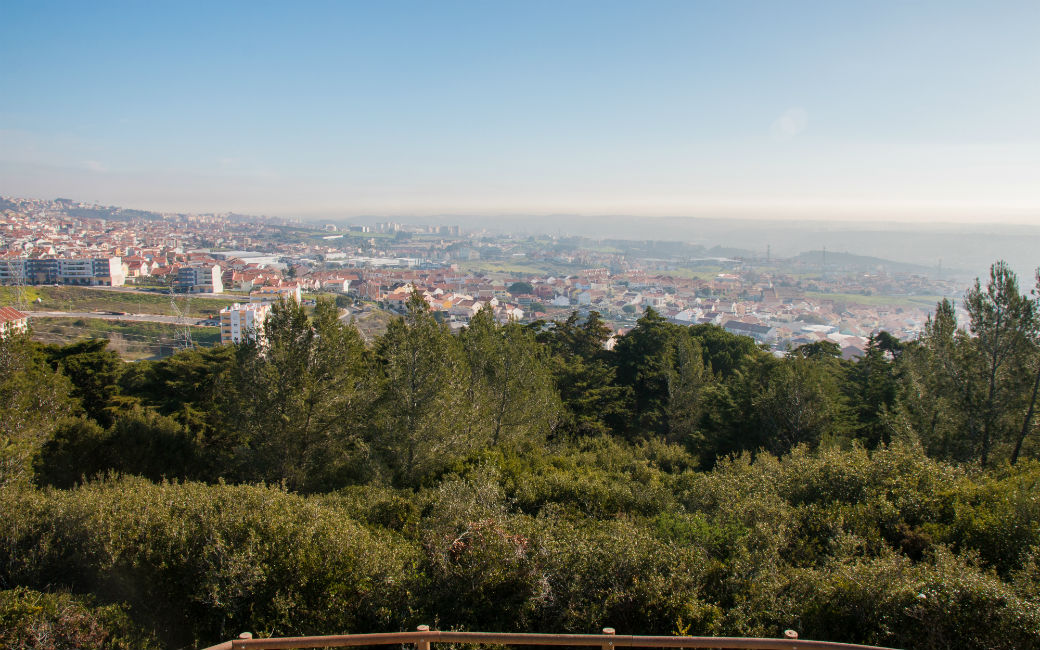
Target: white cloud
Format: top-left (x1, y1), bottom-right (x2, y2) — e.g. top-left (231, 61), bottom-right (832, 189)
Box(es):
top-left (770, 107), bottom-right (808, 141)
top-left (81, 160), bottom-right (108, 172)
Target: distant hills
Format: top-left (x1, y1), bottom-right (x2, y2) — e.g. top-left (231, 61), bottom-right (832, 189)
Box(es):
top-left (789, 250), bottom-right (940, 275)
top-left (4, 193), bottom-right (1037, 281)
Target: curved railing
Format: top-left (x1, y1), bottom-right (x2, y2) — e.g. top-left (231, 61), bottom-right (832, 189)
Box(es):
top-left (202, 626), bottom-right (899, 650)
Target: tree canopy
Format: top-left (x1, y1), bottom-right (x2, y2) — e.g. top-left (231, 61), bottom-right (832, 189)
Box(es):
top-left (6, 265), bottom-right (1040, 650)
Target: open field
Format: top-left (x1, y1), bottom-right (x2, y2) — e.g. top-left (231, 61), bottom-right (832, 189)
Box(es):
top-left (804, 291), bottom-right (949, 309)
top-left (455, 259), bottom-right (584, 276)
top-left (657, 266), bottom-right (727, 280)
top-left (346, 307), bottom-right (396, 342)
top-left (0, 285), bottom-right (236, 317)
top-left (30, 317), bottom-right (220, 360)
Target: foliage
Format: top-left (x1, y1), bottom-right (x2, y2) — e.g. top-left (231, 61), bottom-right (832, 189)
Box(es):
top-left (231, 297), bottom-right (372, 491)
top-left (508, 281), bottom-right (534, 295)
top-left (41, 339), bottom-right (127, 426)
top-left (0, 586), bottom-right (156, 650)
top-left (371, 292), bottom-right (473, 485)
top-left (6, 259), bottom-right (1040, 649)
top-left (0, 479), bottom-right (419, 648)
top-left (0, 334), bottom-right (78, 489)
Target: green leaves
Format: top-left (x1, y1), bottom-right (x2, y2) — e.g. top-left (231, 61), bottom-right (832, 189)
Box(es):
top-left (0, 334), bottom-right (77, 489)
top-left (904, 262), bottom-right (1040, 465)
top-left (234, 296), bottom-right (373, 492)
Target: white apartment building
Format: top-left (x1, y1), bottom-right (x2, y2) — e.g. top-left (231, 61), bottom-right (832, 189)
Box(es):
top-left (219, 302), bottom-right (270, 344)
top-left (177, 265), bottom-right (224, 293)
top-left (57, 257), bottom-right (126, 286)
top-left (248, 285), bottom-right (302, 304)
top-left (0, 256), bottom-right (125, 286)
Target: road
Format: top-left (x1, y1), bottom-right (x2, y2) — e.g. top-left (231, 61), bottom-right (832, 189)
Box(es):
top-left (28, 311), bottom-right (214, 326)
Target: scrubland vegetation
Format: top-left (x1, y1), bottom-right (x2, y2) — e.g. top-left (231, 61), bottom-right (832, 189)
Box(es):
top-left (2, 261), bottom-right (1040, 649)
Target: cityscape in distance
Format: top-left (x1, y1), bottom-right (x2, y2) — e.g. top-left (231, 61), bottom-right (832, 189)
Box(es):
top-left (0, 193), bottom-right (999, 360)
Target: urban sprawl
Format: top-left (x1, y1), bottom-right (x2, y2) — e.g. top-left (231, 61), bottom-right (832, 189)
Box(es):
top-left (0, 196), bottom-right (966, 357)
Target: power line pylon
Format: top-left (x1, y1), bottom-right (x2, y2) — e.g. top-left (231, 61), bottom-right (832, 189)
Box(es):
top-left (168, 285), bottom-right (194, 350)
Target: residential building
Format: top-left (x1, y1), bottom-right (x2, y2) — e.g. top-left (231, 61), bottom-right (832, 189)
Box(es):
top-left (249, 285), bottom-right (302, 304)
top-left (723, 320), bottom-right (778, 344)
top-left (0, 306), bottom-right (29, 338)
top-left (177, 265), bottom-right (223, 293)
top-left (219, 302), bottom-right (270, 344)
top-left (0, 256), bottom-right (125, 286)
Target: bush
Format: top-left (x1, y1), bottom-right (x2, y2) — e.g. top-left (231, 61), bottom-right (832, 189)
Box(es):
top-left (528, 514), bottom-right (713, 634)
top-left (0, 586), bottom-right (156, 650)
top-left (788, 548), bottom-right (1040, 650)
top-left (0, 478), bottom-right (421, 648)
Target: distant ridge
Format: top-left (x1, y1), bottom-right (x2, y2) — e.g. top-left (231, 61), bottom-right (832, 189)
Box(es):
top-left (790, 250), bottom-right (938, 275)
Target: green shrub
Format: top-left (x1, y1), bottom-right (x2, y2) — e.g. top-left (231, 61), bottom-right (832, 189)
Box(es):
top-left (788, 548), bottom-right (1040, 650)
top-left (0, 586), bottom-right (156, 650)
top-left (0, 478), bottom-right (420, 648)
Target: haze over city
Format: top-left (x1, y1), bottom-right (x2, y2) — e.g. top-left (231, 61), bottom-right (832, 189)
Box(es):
top-left (3, 1), bottom-right (1039, 223)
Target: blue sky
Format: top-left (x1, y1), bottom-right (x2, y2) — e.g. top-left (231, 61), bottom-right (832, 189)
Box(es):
top-left (2, 1), bottom-right (1039, 221)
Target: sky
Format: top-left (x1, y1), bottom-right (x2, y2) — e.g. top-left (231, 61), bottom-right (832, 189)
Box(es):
top-left (1, 1), bottom-right (1039, 223)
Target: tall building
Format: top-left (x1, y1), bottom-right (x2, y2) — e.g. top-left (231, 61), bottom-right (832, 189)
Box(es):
top-left (0, 257), bottom-right (125, 286)
top-left (219, 302), bottom-right (270, 344)
top-left (176, 265), bottom-right (223, 293)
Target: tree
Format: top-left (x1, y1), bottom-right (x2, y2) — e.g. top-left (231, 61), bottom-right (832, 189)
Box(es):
top-left (508, 282), bottom-right (534, 296)
top-left (611, 310), bottom-right (732, 443)
top-left (1011, 269), bottom-right (1040, 464)
top-left (665, 335), bottom-right (710, 447)
top-left (372, 291), bottom-right (470, 485)
top-left (0, 334), bottom-right (78, 489)
top-left (119, 345), bottom-right (238, 470)
top-left (846, 333), bottom-right (901, 447)
top-left (460, 309), bottom-right (561, 447)
top-left (232, 297), bottom-right (371, 491)
top-left (792, 340), bottom-right (842, 361)
top-left (902, 298), bottom-right (973, 460)
top-left (687, 323), bottom-right (763, 379)
top-left (963, 262), bottom-right (1037, 465)
top-left (907, 264), bottom-right (1040, 466)
top-left (37, 408), bottom-right (201, 487)
top-left (754, 357), bottom-right (850, 455)
top-left (532, 312), bottom-right (630, 437)
top-left (610, 308), bottom-right (682, 437)
top-left (41, 339), bottom-right (126, 427)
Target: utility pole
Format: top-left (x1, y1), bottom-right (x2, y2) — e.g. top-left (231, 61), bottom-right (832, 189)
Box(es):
top-left (5, 260), bottom-right (29, 312)
top-left (169, 285), bottom-right (194, 349)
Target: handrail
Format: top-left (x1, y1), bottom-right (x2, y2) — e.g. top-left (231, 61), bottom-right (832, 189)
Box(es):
top-left (201, 627), bottom-right (900, 650)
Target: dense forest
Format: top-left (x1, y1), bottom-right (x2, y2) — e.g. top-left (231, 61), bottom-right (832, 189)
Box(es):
top-left (3, 261), bottom-right (1040, 650)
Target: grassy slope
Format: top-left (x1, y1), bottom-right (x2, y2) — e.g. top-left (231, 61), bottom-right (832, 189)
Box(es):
top-left (31, 317), bottom-right (221, 360)
top-left (804, 291), bottom-right (947, 308)
top-left (0, 286), bottom-right (235, 317)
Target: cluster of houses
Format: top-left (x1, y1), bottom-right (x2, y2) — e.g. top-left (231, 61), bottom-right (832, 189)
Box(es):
top-left (1, 196), bottom-right (962, 359)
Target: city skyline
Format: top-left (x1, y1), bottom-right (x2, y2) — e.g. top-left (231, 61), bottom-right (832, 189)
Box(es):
top-left (3, 1), bottom-right (1039, 223)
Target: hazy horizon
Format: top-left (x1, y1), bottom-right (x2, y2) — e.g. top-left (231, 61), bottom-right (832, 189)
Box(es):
top-left (3, 1), bottom-right (1040, 224)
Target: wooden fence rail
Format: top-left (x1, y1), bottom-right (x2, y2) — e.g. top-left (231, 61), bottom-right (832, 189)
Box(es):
top-left (202, 626), bottom-right (899, 650)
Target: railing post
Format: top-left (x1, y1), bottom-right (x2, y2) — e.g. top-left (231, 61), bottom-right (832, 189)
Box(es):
top-left (417, 625), bottom-right (431, 650)
top-left (602, 627), bottom-right (615, 650)
top-left (239, 633), bottom-right (253, 640)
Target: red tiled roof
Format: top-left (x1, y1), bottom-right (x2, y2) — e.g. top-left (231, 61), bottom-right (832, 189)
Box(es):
top-left (0, 306), bottom-right (29, 324)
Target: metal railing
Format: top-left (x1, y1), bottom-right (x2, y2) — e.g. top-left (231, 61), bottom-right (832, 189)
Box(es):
top-left (201, 625), bottom-right (899, 650)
